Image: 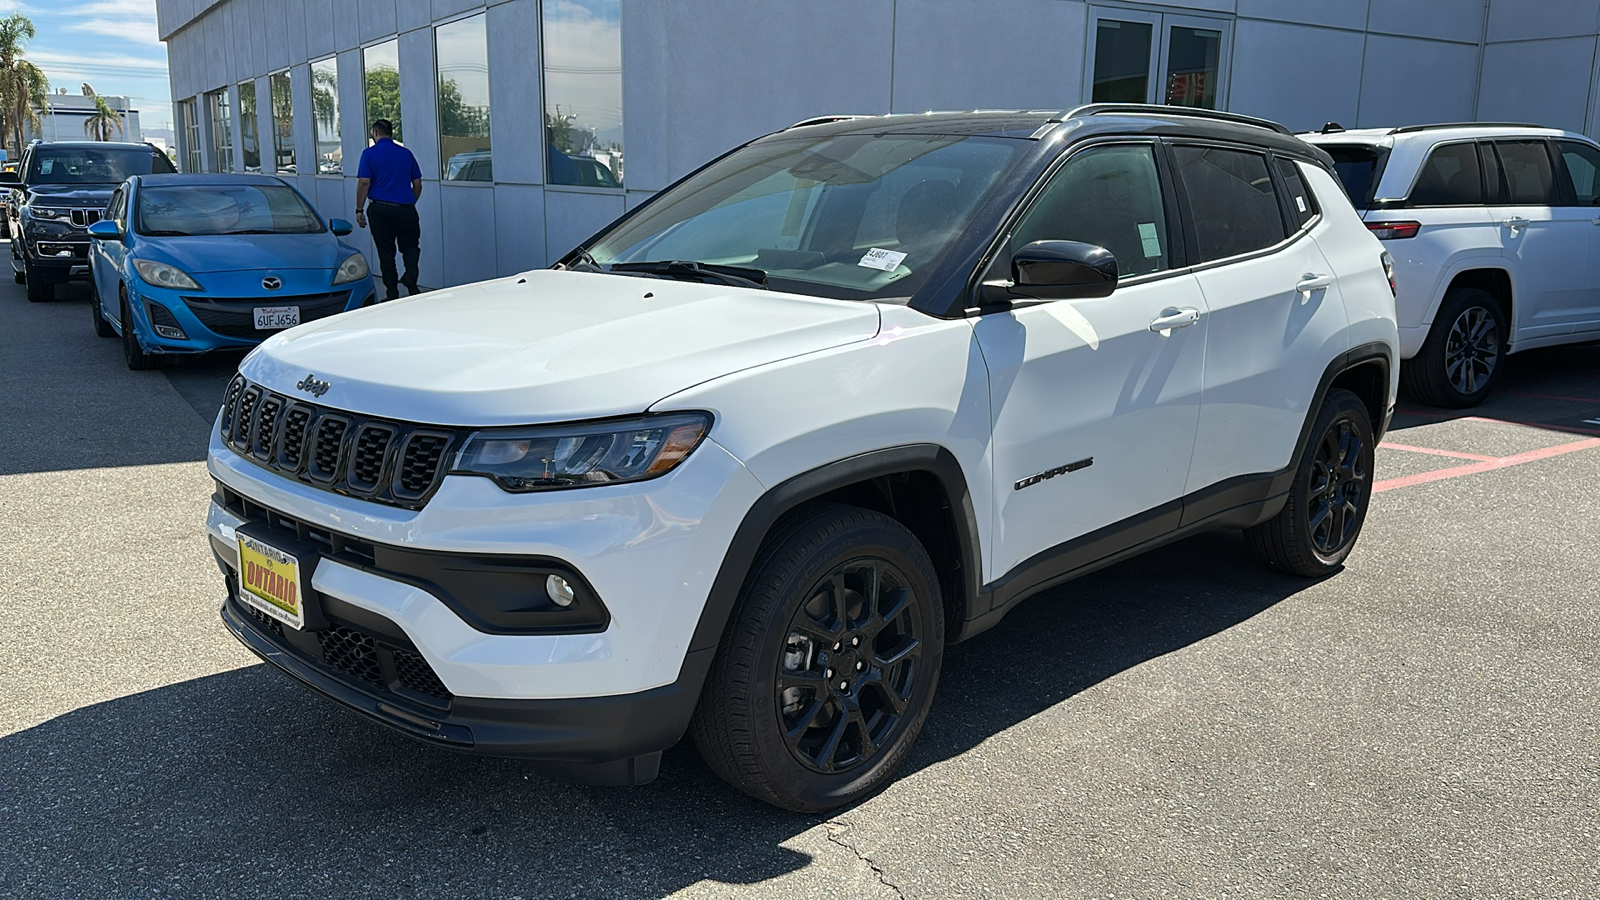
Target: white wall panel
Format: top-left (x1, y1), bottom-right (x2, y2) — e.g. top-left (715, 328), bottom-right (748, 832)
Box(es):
top-left (413, 181), bottom-right (445, 288)
top-left (333, 0), bottom-right (359, 50)
top-left (314, 176), bottom-right (345, 223)
top-left (1478, 36), bottom-right (1598, 133)
top-left (278, 0), bottom-right (306, 70)
top-left (487, 0), bottom-right (544, 185)
top-left (433, 0), bottom-right (484, 21)
top-left (360, 0), bottom-right (398, 42)
top-left (1237, 0), bottom-right (1366, 32)
top-left (304, 0), bottom-right (336, 59)
top-left (1357, 35), bottom-right (1477, 127)
top-left (254, 74), bottom-right (274, 172)
top-left (620, 0), bottom-right (669, 191)
top-left (291, 63), bottom-right (316, 178)
top-left (891, 0), bottom-right (1087, 112)
top-left (338, 50), bottom-right (366, 179)
top-left (493, 184), bottom-right (547, 275)
top-left (1230, 18), bottom-right (1364, 132)
top-left (1367, 0), bottom-right (1484, 45)
top-left (248, 0), bottom-right (269, 77)
top-left (440, 183), bottom-right (499, 285)
top-left (1487, 0), bottom-right (1599, 43)
top-left (544, 190), bottom-right (624, 264)
top-left (398, 27), bottom-right (441, 178)
top-left (397, 0), bottom-right (431, 34)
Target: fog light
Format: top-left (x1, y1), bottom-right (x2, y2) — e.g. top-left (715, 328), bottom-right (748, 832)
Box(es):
top-left (545, 574), bottom-right (575, 607)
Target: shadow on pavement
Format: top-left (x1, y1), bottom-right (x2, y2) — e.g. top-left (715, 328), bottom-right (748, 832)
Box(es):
top-left (1391, 342), bottom-right (1600, 436)
top-left (1, 530), bottom-right (1307, 898)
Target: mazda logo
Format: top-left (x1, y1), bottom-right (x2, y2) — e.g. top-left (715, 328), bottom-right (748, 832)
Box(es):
top-left (262, 276), bottom-right (282, 291)
top-left (296, 374), bottom-right (331, 397)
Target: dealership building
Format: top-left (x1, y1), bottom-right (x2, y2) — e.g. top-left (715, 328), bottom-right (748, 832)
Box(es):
top-left (157, 0), bottom-right (1600, 290)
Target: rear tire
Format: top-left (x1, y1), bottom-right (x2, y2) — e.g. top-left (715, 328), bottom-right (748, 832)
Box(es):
top-left (1406, 288), bottom-right (1506, 408)
top-left (121, 292), bottom-right (157, 370)
top-left (1245, 389), bottom-right (1375, 577)
top-left (691, 503), bottom-right (944, 812)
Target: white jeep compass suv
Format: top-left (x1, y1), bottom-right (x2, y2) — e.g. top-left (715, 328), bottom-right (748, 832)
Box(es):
top-left (205, 105), bottom-right (1398, 811)
top-left (1303, 123), bottom-right (1600, 407)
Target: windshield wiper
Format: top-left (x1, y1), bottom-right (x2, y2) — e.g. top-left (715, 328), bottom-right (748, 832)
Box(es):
top-left (607, 260), bottom-right (768, 290)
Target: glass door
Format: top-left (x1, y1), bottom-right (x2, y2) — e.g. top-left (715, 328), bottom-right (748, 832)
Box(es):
top-left (1088, 7), bottom-right (1230, 110)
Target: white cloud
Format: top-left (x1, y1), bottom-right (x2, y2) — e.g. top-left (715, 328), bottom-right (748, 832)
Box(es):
top-left (26, 49), bottom-right (166, 71)
top-left (66, 17), bottom-right (159, 43)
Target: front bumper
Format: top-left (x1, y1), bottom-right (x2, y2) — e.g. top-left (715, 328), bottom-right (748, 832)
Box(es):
top-left (128, 280), bottom-right (375, 354)
top-left (17, 227), bottom-right (91, 279)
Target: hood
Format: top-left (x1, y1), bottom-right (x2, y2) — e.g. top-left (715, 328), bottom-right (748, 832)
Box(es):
top-left (241, 269), bottom-right (882, 425)
top-left (24, 183), bottom-right (116, 206)
top-left (138, 232), bottom-right (349, 273)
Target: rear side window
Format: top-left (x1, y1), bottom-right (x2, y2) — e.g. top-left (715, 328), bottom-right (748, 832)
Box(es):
top-left (1275, 157), bottom-right (1317, 230)
top-left (1408, 142), bottom-right (1482, 206)
top-left (1323, 145), bottom-right (1379, 208)
top-left (1558, 140), bottom-right (1600, 206)
top-left (1487, 140), bottom-right (1555, 205)
top-left (1011, 144), bottom-right (1171, 277)
top-left (1171, 145), bottom-right (1286, 263)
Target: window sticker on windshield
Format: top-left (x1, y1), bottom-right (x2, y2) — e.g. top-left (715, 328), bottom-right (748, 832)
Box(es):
top-left (858, 248), bottom-right (907, 272)
top-left (1295, 195), bottom-right (1307, 213)
top-left (39, 160), bottom-right (53, 175)
top-left (1137, 222), bottom-right (1161, 259)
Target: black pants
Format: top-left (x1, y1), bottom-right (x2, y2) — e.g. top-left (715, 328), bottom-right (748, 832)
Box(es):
top-left (367, 201), bottom-right (420, 300)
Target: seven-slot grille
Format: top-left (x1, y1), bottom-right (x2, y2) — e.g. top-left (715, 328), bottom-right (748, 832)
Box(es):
top-left (220, 375), bottom-right (462, 509)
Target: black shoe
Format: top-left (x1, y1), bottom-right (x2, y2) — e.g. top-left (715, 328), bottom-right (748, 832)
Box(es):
top-left (403, 282), bottom-right (423, 296)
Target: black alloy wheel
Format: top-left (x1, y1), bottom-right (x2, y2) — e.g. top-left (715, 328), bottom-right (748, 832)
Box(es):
top-left (1407, 287), bottom-right (1506, 408)
top-left (121, 291), bottom-right (157, 370)
top-left (1245, 388), bottom-right (1375, 577)
top-left (776, 558), bottom-right (924, 775)
top-left (692, 503), bottom-right (944, 812)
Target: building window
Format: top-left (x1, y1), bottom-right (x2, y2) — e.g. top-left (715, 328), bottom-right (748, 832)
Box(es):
top-left (179, 98), bottom-right (202, 173)
top-left (1088, 8), bottom-right (1229, 110)
top-left (206, 88), bottom-right (234, 173)
top-left (437, 13), bottom-right (491, 182)
top-left (363, 39), bottom-right (401, 143)
top-left (542, 0), bottom-right (623, 188)
top-left (311, 57), bottom-right (341, 175)
top-left (238, 80), bottom-right (261, 171)
top-left (270, 71), bottom-right (296, 173)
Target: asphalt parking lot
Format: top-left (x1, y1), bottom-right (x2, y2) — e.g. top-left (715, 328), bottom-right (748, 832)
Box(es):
top-left (3, 272), bottom-right (1598, 899)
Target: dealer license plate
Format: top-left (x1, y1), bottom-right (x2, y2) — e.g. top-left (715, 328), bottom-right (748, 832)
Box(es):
top-left (236, 532), bottom-right (306, 629)
top-left (254, 306), bottom-right (300, 330)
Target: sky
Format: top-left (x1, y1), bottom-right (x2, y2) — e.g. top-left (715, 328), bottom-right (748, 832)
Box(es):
top-left (2, 0), bottom-right (171, 133)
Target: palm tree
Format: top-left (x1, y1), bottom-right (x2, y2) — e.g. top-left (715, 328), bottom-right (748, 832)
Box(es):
top-left (83, 94), bottom-right (124, 141)
top-left (0, 13), bottom-right (46, 153)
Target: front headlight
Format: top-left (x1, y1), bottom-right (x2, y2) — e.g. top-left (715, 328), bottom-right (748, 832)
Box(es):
top-left (333, 252), bottom-right (369, 285)
top-left (453, 412), bottom-right (712, 492)
top-left (28, 206), bottom-right (70, 220)
top-left (132, 259), bottom-right (202, 290)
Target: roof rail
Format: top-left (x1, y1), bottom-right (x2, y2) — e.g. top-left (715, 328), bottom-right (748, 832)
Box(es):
top-left (1387, 121), bottom-right (1546, 135)
top-left (785, 115), bottom-right (866, 130)
top-left (1065, 103), bottom-right (1293, 136)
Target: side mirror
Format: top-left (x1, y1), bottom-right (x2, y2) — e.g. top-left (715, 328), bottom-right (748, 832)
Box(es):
top-left (328, 217), bottom-right (353, 236)
top-left (0, 171), bottom-right (18, 185)
top-left (982, 240), bottom-right (1118, 305)
top-left (87, 219), bottom-right (122, 241)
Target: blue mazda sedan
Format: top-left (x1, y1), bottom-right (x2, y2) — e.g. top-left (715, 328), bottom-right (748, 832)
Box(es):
top-left (87, 174), bottom-right (376, 370)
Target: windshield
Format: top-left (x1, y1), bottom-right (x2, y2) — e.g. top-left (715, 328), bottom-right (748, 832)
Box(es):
top-left (584, 133), bottom-right (1021, 300)
top-left (27, 146), bottom-right (175, 184)
top-left (1323, 145), bottom-right (1380, 209)
top-left (136, 183), bottom-right (326, 236)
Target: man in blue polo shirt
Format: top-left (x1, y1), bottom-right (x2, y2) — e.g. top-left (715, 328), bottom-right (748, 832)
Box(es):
top-left (354, 119), bottom-right (423, 301)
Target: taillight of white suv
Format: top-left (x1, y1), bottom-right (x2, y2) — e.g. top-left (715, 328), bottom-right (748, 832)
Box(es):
top-left (1365, 220), bottom-right (1421, 240)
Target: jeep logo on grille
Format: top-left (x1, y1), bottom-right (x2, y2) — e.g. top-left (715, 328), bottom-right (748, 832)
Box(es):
top-left (262, 276), bottom-right (282, 291)
top-left (295, 374), bottom-right (331, 397)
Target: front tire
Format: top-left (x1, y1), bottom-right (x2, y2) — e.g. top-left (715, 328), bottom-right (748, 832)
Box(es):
top-left (24, 258), bottom-right (54, 302)
top-left (1406, 288), bottom-right (1506, 408)
top-left (1245, 389), bottom-right (1375, 577)
top-left (691, 503), bottom-right (945, 812)
top-left (91, 281), bottom-right (115, 337)
top-left (121, 292), bottom-right (157, 370)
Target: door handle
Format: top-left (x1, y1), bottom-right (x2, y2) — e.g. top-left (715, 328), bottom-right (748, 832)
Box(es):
top-left (1504, 216), bottom-right (1530, 231)
top-left (1295, 273), bottom-right (1334, 292)
top-left (1148, 307), bottom-right (1200, 334)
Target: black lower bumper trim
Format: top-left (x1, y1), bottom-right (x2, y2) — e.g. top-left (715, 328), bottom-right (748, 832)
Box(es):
top-left (221, 600), bottom-right (711, 782)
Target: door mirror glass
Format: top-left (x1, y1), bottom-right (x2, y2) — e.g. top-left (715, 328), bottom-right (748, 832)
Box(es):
top-left (1012, 240), bottom-right (1118, 298)
top-left (328, 217), bottom-right (353, 236)
top-left (87, 220), bottom-right (122, 240)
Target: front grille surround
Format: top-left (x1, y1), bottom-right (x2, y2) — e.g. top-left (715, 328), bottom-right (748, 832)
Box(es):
top-left (219, 375), bottom-right (462, 509)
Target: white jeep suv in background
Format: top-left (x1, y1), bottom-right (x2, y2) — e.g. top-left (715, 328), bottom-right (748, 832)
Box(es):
top-left (204, 105), bottom-right (1398, 812)
top-left (1303, 123), bottom-right (1600, 407)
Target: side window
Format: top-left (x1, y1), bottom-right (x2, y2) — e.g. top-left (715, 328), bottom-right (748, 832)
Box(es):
top-left (1170, 145), bottom-right (1285, 263)
top-left (1557, 140), bottom-right (1600, 206)
top-left (106, 188), bottom-right (125, 227)
top-left (1275, 157), bottom-right (1317, 230)
top-left (1488, 140), bottom-right (1555, 205)
top-left (1407, 142), bottom-right (1482, 207)
top-left (1010, 144), bottom-right (1171, 278)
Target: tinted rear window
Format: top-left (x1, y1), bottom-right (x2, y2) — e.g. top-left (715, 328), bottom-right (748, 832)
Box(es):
top-left (1171, 145), bottom-right (1287, 263)
top-left (1323, 145), bottom-right (1379, 208)
top-left (1409, 142), bottom-right (1482, 207)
